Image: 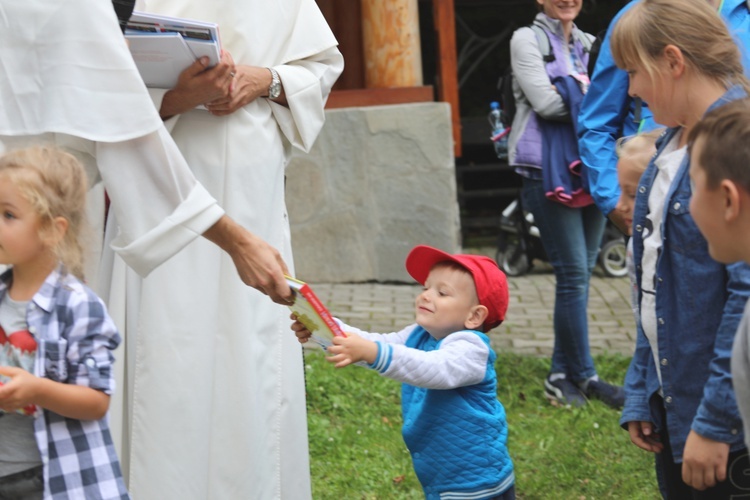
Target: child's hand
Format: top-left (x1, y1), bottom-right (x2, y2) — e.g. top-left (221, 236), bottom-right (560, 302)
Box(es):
top-left (682, 430), bottom-right (730, 491)
top-left (626, 420), bottom-right (664, 453)
top-left (290, 314), bottom-right (312, 344)
top-left (326, 334), bottom-right (378, 368)
top-left (0, 366), bottom-right (40, 413)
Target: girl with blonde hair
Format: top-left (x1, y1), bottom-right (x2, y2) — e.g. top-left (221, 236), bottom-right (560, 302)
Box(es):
top-left (611, 0), bottom-right (750, 496)
top-left (0, 146), bottom-right (128, 498)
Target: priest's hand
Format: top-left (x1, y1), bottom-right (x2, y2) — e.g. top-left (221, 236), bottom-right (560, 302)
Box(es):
top-left (160, 51), bottom-right (235, 119)
top-left (206, 64), bottom-right (286, 116)
top-left (203, 215), bottom-right (292, 305)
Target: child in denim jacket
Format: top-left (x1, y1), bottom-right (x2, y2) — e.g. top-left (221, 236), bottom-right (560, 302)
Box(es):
top-left (611, 0), bottom-right (750, 496)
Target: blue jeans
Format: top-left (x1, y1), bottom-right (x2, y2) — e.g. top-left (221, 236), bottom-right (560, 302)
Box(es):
top-left (521, 177), bottom-right (606, 382)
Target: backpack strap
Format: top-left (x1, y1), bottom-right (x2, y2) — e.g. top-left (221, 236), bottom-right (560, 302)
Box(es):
top-left (529, 22), bottom-right (591, 63)
top-left (529, 22), bottom-right (554, 63)
top-left (573, 29), bottom-right (592, 53)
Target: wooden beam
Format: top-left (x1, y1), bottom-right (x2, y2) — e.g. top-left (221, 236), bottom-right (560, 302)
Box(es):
top-left (316, 0), bottom-right (364, 90)
top-left (432, 0), bottom-right (461, 157)
top-left (326, 86), bottom-right (434, 109)
top-left (361, 0), bottom-right (423, 88)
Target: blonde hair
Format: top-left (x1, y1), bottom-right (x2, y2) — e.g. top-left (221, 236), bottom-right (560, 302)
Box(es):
top-left (0, 146), bottom-right (89, 279)
top-left (615, 128), bottom-right (664, 174)
top-left (611, 0), bottom-right (750, 94)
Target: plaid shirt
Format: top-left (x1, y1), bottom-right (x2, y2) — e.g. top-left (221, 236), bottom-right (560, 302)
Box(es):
top-left (0, 266), bottom-right (129, 499)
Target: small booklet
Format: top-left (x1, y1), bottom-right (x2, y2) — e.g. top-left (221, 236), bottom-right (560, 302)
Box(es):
top-left (286, 276), bottom-right (346, 350)
top-left (124, 11), bottom-right (221, 88)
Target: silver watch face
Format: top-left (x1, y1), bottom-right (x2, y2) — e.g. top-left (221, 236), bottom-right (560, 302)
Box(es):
top-left (269, 69), bottom-right (281, 99)
top-left (269, 81), bottom-right (281, 99)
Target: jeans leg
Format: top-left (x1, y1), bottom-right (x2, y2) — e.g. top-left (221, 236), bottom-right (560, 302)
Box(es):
top-left (582, 204), bottom-right (607, 279)
top-left (521, 178), bottom-right (605, 381)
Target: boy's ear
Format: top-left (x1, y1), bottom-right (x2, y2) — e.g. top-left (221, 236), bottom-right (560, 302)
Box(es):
top-left (465, 305), bottom-right (489, 331)
top-left (721, 179), bottom-right (742, 223)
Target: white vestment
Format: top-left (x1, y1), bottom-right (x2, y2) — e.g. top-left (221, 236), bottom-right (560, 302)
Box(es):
top-left (0, 0), bottom-right (225, 281)
top-left (113, 1), bottom-right (343, 498)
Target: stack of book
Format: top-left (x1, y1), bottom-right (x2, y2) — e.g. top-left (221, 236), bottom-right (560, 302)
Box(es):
top-left (125, 11), bottom-right (221, 88)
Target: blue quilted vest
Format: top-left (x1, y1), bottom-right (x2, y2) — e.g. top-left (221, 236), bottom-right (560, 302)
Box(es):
top-left (402, 327), bottom-right (514, 499)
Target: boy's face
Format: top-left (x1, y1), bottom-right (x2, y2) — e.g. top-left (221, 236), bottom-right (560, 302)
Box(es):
top-left (415, 264), bottom-right (480, 340)
top-left (614, 155), bottom-right (644, 235)
top-left (689, 137), bottom-right (738, 264)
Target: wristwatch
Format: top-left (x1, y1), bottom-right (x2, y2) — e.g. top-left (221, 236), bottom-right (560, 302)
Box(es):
top-left (267, 67), bottom-right (281, 99)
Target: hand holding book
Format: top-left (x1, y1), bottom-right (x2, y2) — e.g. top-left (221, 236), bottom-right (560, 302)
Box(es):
top-left (323, 333), bottom-right (379, 368)
top-left (159, 51), bottom-right (236, 118)
top-left (124, 11), bottom-right (222, 89)
top-left (286, 276), bottom-right (346, 350)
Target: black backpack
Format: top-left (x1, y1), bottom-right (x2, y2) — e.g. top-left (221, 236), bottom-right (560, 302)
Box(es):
top-left (498, 22), bottom-right (592, 129)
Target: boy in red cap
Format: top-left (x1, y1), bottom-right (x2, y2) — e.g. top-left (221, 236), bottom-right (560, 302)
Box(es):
top-left (292, 245), bottom-right (515, 500)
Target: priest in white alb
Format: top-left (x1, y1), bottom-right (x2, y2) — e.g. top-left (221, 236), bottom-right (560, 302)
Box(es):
top-left (113, 0), bottom-right (344, 498)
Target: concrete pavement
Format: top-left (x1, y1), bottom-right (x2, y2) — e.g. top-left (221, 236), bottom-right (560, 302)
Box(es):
top-left (311, 265), bottom-right (637, 358)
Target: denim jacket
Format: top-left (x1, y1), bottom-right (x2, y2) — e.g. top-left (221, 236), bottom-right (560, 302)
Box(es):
top-left (620, 86), bottom-right (750, 461)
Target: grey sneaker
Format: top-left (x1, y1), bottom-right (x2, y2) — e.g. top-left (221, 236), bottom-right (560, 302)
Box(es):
top-left (582, 379), bottom-right (625, 410)
top-left (544, 376), bottom-right (587, 407)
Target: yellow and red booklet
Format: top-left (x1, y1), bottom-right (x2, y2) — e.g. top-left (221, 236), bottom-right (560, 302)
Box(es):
top-left (286, 276), bottom-right (346, 350)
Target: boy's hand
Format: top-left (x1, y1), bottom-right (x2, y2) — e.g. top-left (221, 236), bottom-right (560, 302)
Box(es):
top-left (290, 314), bottom-right (312, 344)
top-left (0, 366), bottom-right (40, 413)
top-left (627, 421), bottom-right (664, 453)
top-left (682, 430), bottom-right (729, 490)
top-left (326, 334), bottom-right (378, 368)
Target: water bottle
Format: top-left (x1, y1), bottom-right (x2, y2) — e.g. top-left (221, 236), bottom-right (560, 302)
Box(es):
top-left (489, 101), bottom-right (509, 160)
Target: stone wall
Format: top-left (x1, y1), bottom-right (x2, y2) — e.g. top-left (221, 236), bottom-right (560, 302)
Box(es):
top-left (286, 102), bottom-right (461, 283)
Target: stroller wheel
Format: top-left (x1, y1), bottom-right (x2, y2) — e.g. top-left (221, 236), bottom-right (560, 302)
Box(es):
top-left (496, 233), bottom-right (531, 277)
top-left (598, 238), bottom-right (628, 278)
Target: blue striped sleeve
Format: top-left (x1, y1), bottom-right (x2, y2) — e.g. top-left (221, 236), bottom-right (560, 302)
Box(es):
top-left (368, 341), bottom-right (393, 373)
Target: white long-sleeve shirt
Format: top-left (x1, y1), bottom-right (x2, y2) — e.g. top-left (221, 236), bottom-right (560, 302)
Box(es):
top-left (340, 322), bottom-right (492, 389)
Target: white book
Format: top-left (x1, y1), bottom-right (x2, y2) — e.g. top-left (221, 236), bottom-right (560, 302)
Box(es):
top-left (125, 32), bottom-right (196, 88)
top-left (126, 11), bottom-right (221, 67)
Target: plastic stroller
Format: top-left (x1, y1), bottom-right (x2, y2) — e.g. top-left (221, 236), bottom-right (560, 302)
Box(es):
top-left (495, 196), bottom-right (627, 278)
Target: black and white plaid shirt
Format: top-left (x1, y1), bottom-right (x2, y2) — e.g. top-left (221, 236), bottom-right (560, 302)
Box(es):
top-left (0, 266), bottom-right (129, 499)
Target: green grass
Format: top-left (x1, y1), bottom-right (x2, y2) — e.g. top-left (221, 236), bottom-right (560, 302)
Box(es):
top-left (304, 350), bottom-right (660, 500)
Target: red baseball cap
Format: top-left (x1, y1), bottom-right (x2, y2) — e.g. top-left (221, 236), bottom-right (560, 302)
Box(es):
top-left (405, 245), bottom-right (509, 331)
